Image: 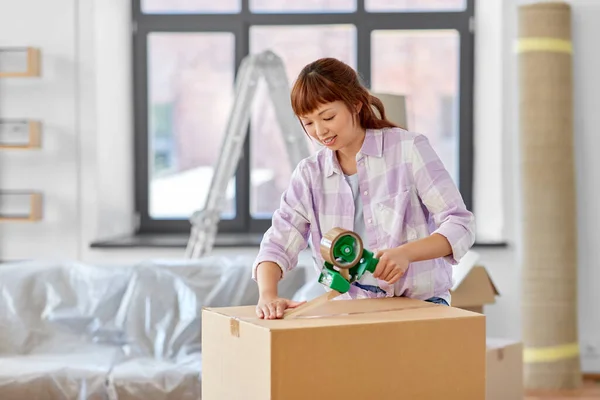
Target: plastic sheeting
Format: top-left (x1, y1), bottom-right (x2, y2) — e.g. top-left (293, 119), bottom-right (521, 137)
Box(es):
top-left (0, 257), bottom-right (307, 399)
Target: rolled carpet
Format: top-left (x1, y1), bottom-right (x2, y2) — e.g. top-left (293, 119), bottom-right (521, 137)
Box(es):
top-left (517, 1), bottom-right (582, 390)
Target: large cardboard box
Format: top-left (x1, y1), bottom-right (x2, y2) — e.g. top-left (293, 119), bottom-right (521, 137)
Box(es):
top-left (202, 297), bottom-right (486, 400)
top-left (451, 251), bottom-right (499, 313)
top-left (486, 338), bottom-right (523, 400)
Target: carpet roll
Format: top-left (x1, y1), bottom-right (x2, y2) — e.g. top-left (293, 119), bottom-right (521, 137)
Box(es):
top-left (517, 1), bottom-right (582, 390)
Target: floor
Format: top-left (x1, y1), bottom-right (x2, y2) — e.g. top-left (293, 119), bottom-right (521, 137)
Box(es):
top-left (525, 379), bottom-right (600, 399)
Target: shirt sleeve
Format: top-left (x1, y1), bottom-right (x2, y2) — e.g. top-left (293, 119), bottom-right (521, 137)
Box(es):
top-left (251, 160), bottom-right (312, 281)
top-left (410, 134), bottom-right (476, 265)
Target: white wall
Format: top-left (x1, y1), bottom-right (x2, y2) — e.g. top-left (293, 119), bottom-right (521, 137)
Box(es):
top-left (570, 0), bottom-right (600, 372)
top-left (0, 0), bottom-right (598, 373)
top-left (0, 0), bottom-right (81, 260)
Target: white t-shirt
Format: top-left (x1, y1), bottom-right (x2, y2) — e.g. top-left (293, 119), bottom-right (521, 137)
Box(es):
top-left (343, 173), bottom-right (380, 288)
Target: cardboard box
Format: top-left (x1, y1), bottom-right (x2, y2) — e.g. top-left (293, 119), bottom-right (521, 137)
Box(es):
top-left (202, 297), bottom-right (486, 400)
top-left (372, 92), bottom-right (408, 128)
top-left (451, 251), bottom-right (499, 313)
top-left (486, 338), bottom-right (523, 400)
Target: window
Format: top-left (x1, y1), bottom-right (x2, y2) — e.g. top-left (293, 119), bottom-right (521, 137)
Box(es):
top-left (132, 0), bottom-right (475, 236)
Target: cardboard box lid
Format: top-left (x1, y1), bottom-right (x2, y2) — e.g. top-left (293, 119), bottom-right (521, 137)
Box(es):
top-left (451, 251), bottom-right (500, 307)
top-left (204, 297), bottom-right (484, 333)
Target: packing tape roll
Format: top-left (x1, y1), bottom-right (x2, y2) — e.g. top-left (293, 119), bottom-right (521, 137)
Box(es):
top-left (320, 227), bottom-right (363, 269)
top-left (524, 342), bottom-right (580, 364)
top-left (515, 37), bottom-right (573, 54)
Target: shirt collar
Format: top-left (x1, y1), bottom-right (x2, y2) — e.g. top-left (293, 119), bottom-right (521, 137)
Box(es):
top-left (324, 129), bottom-right (383, 177)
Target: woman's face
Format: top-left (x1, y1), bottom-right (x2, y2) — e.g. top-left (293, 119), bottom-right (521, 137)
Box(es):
top-left (299, 100), bottom-right (362, 151)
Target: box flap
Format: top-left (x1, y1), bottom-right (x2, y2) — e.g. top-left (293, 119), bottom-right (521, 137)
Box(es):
top-left (451, 250), bottom-right (480, 290)
top-left (204, 297), bottom-right (484, 332)
top-left (450, 251), bottom-right (500, 308)
top-left (204, 297), bottom-right (428, 320)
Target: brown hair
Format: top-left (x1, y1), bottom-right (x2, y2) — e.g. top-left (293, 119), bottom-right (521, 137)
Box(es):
top-left (290, 58), bottom-right (400, 130)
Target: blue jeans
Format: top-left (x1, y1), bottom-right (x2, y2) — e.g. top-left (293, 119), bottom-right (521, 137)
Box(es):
top-left (353, 282), bottom-right (449, 306)
top-left (424, 297), bottom-right (449, 306)
top-left (353, 282), bottom-right (387, 294)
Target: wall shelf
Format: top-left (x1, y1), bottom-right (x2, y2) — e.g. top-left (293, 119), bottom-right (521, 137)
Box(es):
top-left (0, 120), bottom-right (41, 149)
top-left (0, 47), bottom-right (40, 78)
top-left (0, 191), bottom-right (43, 222)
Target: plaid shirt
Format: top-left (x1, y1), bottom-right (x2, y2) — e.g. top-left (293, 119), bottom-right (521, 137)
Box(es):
top-left (252, 128), bottom-right (476, 300)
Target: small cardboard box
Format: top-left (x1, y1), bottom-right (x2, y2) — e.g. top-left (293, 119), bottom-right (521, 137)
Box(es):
top-left (202, 297), bottom-right (486, 400)
top-left (486, 338), bottom-right (523, 400)
top-left (451, 251), bottom-right (499, 313)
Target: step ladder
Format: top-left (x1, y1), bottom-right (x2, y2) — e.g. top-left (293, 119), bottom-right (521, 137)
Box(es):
top-left (185, 50), bottom-right (312, 258)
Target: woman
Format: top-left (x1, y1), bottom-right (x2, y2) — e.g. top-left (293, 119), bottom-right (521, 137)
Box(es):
top-left (252, 57), bottom-right (476, 319)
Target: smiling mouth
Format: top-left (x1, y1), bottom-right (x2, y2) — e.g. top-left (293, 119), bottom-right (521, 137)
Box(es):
top-left (322, 136), bottom-right (337, 146)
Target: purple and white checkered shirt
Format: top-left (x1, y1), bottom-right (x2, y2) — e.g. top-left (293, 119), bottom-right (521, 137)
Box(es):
top-left (252, 127), bottom-right (476, 301)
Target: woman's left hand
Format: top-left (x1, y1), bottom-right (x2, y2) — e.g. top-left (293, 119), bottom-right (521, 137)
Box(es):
top-left (373, 247), bottom-right (411, 284)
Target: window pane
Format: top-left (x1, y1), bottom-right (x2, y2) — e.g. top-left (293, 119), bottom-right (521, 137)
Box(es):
top-left (250, 0), bottom-right (355, 13)
top-left (249, 25), bottom-right (356, 218)
top-left (142, 0), bottom-right (240, 14)
top-left (371, 30), bottom-right (460, 185)
top-left (147, 32), bottom-right (236, 220)
top-left (366, 0), bottom-right (465, 12)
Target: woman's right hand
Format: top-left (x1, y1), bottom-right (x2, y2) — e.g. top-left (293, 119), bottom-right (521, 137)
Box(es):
top-left (256, 295), bottom-right (306, 319)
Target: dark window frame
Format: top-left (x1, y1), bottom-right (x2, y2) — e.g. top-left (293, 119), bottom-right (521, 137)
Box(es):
top-left (131, 0), bottom-right (475, 235)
